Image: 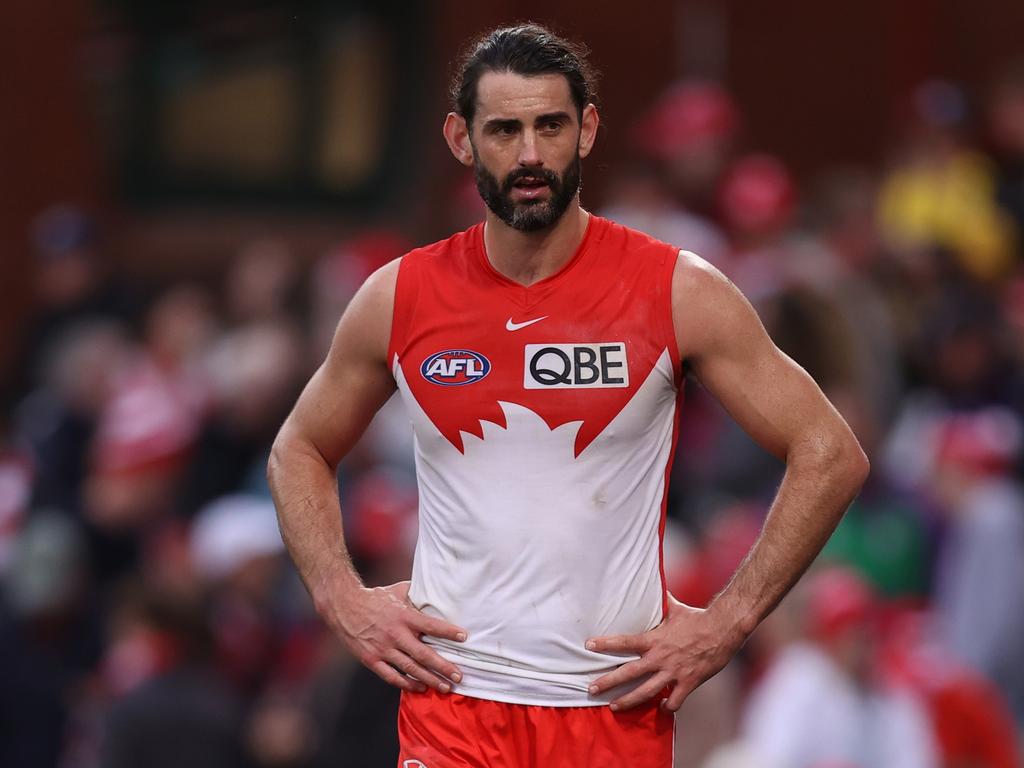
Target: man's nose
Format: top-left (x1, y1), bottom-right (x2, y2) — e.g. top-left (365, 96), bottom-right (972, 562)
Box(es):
top-left (517, 130), bottom-right (543, 166)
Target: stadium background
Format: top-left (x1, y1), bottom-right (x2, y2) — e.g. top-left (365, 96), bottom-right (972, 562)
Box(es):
top-left (2, 0), bottom-right (1024, 765)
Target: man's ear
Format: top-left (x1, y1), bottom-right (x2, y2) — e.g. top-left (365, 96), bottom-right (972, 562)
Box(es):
top-left (443, 112), bottom-right (474, 167)
top-left (578, 103), bottom-right (600, 159)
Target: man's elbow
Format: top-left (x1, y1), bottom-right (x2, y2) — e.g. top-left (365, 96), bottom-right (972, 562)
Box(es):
top-left (831, 432), bottom-right (870, 495)
top-left (795, 426), bottom-right (870, 495)
top-left (267, 422), bottom-right (303, 488)
top-left (266, 423), bottom-right (336, 487)
top-left (266, 431), bottom-right (287, 489)
top-left (848, 442), bottom-right (871, 490)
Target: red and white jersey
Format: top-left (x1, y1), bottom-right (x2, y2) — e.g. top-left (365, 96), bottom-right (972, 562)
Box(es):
top-left (388, 214), bottom-right (683, 706)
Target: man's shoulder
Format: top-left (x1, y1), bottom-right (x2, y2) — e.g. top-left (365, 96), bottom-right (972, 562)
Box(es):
top-left (399, 224), bottom-right (482, 268)
top-left (671, 248), bottom-right (722, 286)
top-left (594, 214), bottom-right (680, 257)
top-left (593, 215), bottom-right (728, 306)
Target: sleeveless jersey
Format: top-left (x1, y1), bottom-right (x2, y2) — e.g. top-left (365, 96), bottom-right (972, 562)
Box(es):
top-left (388, 214), bottom-right (682, 706)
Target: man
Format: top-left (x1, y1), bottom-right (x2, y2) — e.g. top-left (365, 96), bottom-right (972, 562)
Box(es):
top-left (268, 24), bottom-right (869, 767)
top-left (740, 568), bottom-right (938, 768)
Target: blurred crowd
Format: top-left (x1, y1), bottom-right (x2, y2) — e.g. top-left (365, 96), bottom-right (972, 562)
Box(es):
top-left (3, 61), bottom-right (1024, 768)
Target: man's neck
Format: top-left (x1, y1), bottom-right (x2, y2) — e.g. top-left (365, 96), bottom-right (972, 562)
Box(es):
top-left (482, 202), bottom-right (590, 287)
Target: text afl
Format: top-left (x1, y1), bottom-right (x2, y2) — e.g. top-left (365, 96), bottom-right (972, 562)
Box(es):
top-left (421, 350), bottom-right (492, 386)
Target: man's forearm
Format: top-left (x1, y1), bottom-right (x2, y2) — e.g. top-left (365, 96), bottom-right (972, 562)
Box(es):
top-left (267, 431), bottom-right (364, 613)
top-left (708, 434), bottom-right (869, 638)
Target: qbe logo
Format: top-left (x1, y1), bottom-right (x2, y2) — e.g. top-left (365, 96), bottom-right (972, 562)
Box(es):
top-left (421, 350), bottom-right (491, 386)
top-left (524, 343), bottom-right (629, 389)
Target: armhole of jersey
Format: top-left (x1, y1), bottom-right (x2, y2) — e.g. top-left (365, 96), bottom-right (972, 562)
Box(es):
top-left (386, 256), bottom-right (411, 372)
top-left (662, 248), bottom-right (684, 387)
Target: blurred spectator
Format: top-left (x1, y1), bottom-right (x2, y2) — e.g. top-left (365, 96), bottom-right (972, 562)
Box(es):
top-left (85, 285), bottom-right (214, 531)
top-left (101, 586), bottom-right (243, 768)
top-left (343, 468), bottom-right (418, 589)
top-left (598, 79), bottom-right (737, 264)
top-left (878, 80), bottom-right (1017, 283)
top-left (632, 79), bottom-right (741, 215)
top-left (11, 205), bottom-right (137, 404)
top-left (14, 320), bottom-right (130, 514)
top-left (224, 239), bottom-right (302, 327)
top-left (735, 568), bottom-right (938, 768)
top-left (0, 512), bottom-right (100, 768)
top-left (716, 153), bottom-right (797, 304)
top-left (178, 320), bottom-right (306, 515)
top-left (987, 60), bottom-right (1024, 241)
top-left (190, 494), bottom-right (285, 586)
top-left (604, 79), bottom-right (739, 266)
top-left (881, 613), bottom-right (1021, 768)
top-left (884, 291), bottom-right (1023, 489)
top-left (794, 169), bottom-right (905, 416)
top-left (190, 494), bottom-right (290, 697)
top-left (930, 408), bottom-right (1024, 722)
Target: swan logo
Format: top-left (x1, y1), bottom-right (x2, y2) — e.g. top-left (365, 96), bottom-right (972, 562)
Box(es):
top-left (403, 761), bottom-right (428, 768)
top-left (421, 350), bottom-right (491, 386)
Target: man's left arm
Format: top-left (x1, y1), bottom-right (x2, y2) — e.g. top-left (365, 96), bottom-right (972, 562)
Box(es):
top-left (587, 251), bottom-right (869, 711)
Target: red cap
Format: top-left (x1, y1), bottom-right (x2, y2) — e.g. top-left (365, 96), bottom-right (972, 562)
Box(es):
top-left (633, 80), bottom-right (739, 158)
top-left (805, 567), bottom-right (876, 641)
top-left (349, 471), bottom-right (418, 560)
top-left (718, 153), bottom-right (796, 233)
top-left (935, 408), bottom-right (1022, 478)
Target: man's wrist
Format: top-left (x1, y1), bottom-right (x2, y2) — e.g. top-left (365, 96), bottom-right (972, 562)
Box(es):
top-left (705, 593), bottom-right (759, 645)
top-left (310, 562), bottom-right (365, 617)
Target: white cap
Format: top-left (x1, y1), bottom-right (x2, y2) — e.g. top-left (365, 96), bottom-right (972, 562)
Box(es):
top-left (191, 494), bottom-right (284, 580)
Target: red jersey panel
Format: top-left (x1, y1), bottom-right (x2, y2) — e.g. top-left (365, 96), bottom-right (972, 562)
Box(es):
top-left (388, 215), bottom-right (682, 706)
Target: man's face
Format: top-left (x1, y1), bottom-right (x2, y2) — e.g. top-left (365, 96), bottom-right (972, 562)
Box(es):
top-left (466, 72), bottom-right (587, 232)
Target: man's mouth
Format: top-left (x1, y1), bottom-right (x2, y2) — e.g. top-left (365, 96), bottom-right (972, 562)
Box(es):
top-left (513, 177), bottom-right (548, 189)
top-left (510, 176), bottom-right (551, 200)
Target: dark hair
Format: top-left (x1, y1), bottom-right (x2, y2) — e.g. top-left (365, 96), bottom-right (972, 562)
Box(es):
top-left (451, 23), bottom-right (599, 126)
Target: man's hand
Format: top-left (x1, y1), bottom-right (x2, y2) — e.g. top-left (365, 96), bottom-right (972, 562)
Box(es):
top-left (322, 580), bottom-right (468, 694)
top-left (586, 595), bottom-right (745, 712)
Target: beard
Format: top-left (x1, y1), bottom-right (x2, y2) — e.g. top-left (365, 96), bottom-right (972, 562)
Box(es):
top-left (472, 149), bottom-right (582, 232)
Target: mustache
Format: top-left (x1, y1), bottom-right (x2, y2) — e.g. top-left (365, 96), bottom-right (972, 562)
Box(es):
top-left (501, 167), bottom-right (560, 193)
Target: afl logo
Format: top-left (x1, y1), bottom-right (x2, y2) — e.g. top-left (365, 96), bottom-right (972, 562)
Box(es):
top-left (421, 350), bottom-right (491, 386)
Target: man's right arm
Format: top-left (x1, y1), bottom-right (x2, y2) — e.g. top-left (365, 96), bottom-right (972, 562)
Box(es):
top-left (267, 259), bottom-right (465, 694)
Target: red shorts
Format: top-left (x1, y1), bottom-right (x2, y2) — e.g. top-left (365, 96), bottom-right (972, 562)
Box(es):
top-left (397, 689), bottom-right (675, 768)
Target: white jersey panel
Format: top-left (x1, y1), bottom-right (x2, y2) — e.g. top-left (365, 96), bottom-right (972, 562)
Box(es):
top-left (395, 350), bottom-right (678, 706)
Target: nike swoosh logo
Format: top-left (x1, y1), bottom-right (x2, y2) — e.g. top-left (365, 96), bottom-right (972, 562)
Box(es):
top-left (506, 316), bottom-right (548, 331)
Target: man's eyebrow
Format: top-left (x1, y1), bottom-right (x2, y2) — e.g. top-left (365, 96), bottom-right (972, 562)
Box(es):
top-left (482, 117), bottom-right (522, 132)
top-left (535, 111), bottom-right (572, 125)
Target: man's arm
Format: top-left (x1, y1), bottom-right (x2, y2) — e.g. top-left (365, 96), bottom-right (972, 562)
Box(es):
top-left (268, 260), bottom-right (466, 694)
top-left (587, 251), bottom-right (869, 711)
